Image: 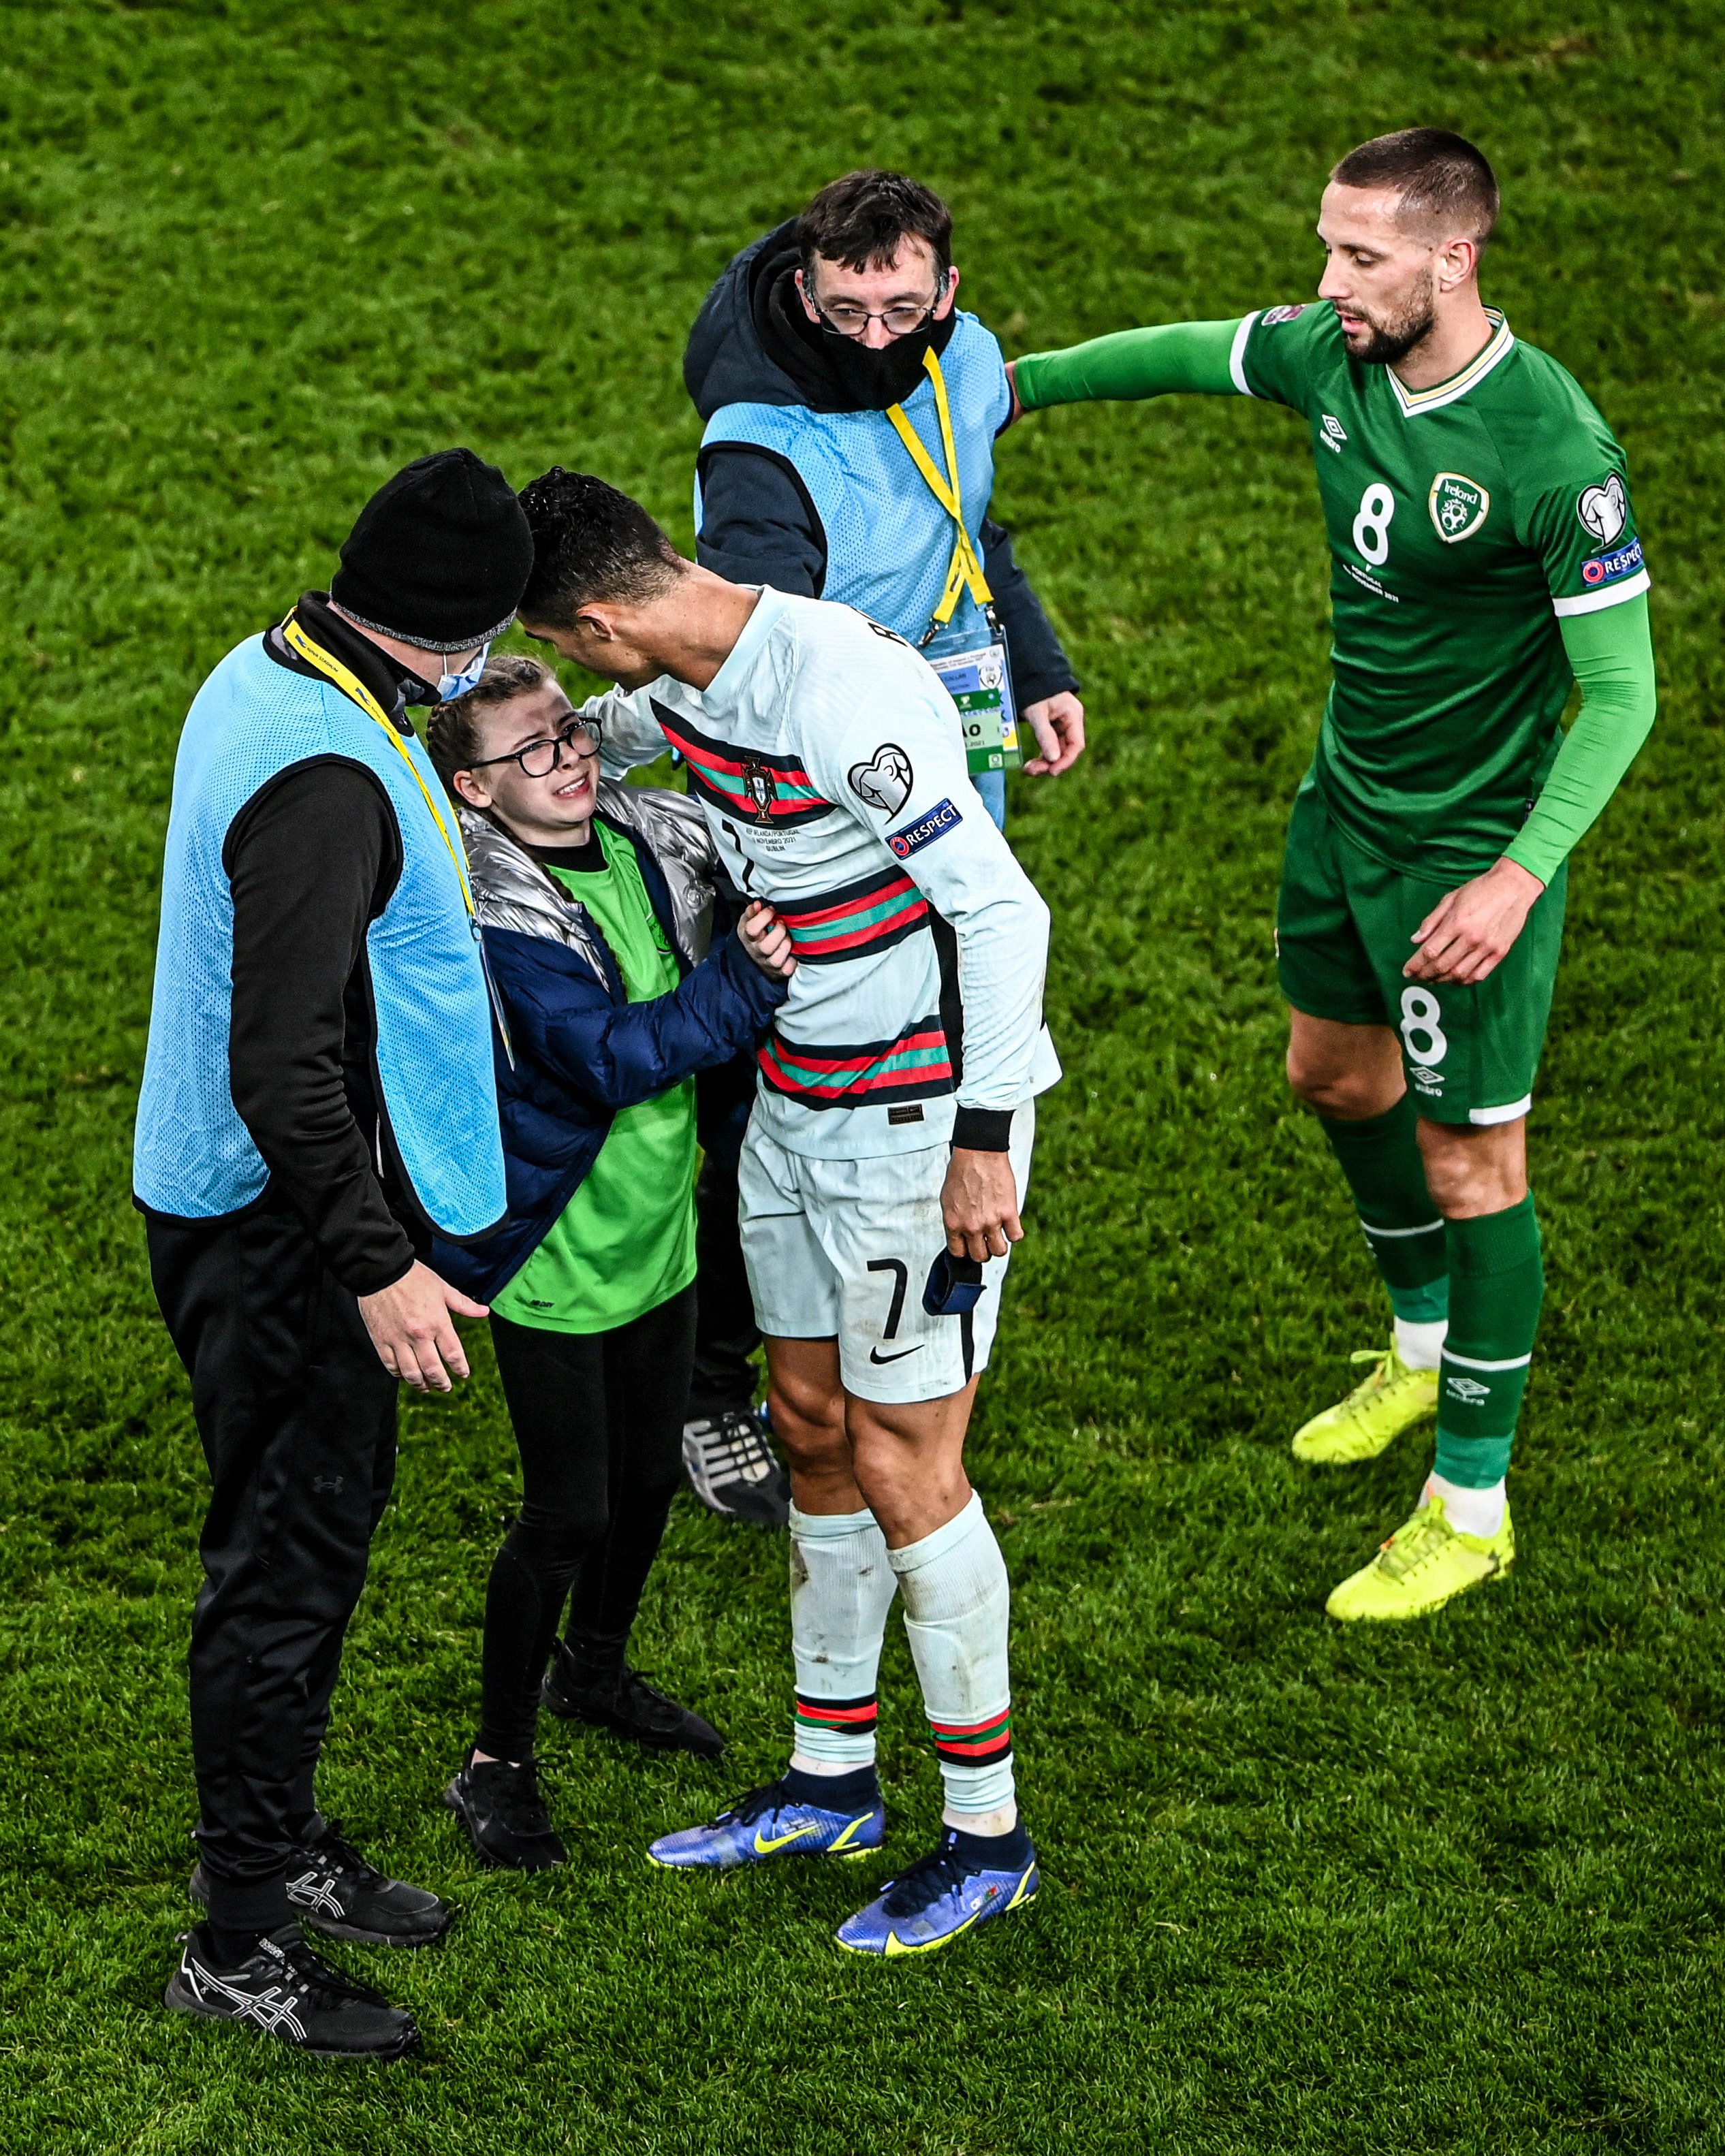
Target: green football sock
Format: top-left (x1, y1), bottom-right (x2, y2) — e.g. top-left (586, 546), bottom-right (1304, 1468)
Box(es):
top-left (1319, 1095), bottom-right (1449, 1325)
top-left (1434, 1195), bottom-right (1544, 1489)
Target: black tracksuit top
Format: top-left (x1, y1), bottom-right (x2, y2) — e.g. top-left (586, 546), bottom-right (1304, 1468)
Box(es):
top-left (204, 594), bottom-right (440, 1293)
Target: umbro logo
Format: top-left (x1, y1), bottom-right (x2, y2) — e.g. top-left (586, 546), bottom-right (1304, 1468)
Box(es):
top-left (1444, 1376), bottom-right (1490, 1403)
top-left (1320, 414), bottom-right (1348, 454)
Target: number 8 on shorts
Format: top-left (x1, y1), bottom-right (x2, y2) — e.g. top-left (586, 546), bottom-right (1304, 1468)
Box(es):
top-left (1399, 985), bottom-right (1447, 1066)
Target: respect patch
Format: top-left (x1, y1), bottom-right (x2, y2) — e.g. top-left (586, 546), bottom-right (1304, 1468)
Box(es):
top-left (887, 797), bottom-right (962, 859)
top-left (1581, 537), bottom-right (1644, 587)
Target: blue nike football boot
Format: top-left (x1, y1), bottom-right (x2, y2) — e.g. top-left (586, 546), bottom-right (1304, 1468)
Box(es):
top-left (647, 1777), bottom-right (885, 1871)
top-left (834, 1828), bottom-right (1038, 1955)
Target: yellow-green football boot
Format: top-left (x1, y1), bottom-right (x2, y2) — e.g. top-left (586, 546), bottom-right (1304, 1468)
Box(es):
top-left (1326, 1486), bottom-right (1514, 1621)
top-left (1291, 1345), bottom-right (1438, 1465)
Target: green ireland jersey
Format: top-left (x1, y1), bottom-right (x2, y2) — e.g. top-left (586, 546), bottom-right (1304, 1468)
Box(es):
top-left (491, 824), bottom-right (697, 1336)
top-left (1235, 302), bottom-right (1649, 878)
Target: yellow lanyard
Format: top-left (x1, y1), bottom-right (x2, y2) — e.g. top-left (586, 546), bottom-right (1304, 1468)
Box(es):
top-left (281, 610), bottom-right (516, 1064)
top-left (281, 612), bottom-right (475, 921)
top-left (885, 349), bottom-right (994, 638)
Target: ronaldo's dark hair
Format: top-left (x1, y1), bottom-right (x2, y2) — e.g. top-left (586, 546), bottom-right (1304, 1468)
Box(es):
top-left (516, 467), bottom-right (682, 629)
top-left (797, 169), bottom-right (954, 282)
top-left (1331, 128), bottom-right (1500, 246)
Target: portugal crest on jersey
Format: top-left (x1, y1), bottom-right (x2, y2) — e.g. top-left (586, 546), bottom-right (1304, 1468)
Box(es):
top-left (1428, 472), bottom-right (1491, 543)
top-left (741, 757), bottom-right (777, 823)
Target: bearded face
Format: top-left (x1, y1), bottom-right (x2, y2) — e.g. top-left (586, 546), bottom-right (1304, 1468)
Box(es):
top-left (1333, 261), bottom-right (1438, 366)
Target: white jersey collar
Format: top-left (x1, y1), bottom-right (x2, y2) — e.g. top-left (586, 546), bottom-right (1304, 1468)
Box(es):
top-left (701, 584), bottom-right (785, 710)
top-left (1388, 310), bottom-right (1515, 417)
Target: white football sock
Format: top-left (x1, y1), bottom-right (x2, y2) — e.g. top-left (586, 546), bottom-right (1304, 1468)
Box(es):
top-left (888, 1491), bottom-right (1016, 1824)
top-left (1394, 1316), bottom-right (1448, 1371)
top-left (1427, 1472), bottom-right (1506, 1538)
top-left (787, 1505), bottom-right (897, 1774)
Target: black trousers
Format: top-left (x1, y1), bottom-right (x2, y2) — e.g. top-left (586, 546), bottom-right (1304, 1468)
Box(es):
top-left (689, 1062), bottom-right (761, 1419)
top-left (146, 1192), bottom-right (398, 1935)
top-left (479, 1286), bottom-right (697, 1762)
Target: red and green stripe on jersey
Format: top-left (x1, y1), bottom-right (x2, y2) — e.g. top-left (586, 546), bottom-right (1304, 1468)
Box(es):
top-left (773, 863), bottom-right (930, 966)
top-left (649, 699), bottom-right (834, 827)
top-left (928, 1705), bottom-right (1012, 1770)
top-left (759, 1015), bottom-right (953, 1109)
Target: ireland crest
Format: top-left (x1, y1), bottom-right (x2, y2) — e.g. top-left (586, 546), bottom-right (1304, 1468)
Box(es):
top-left (1428, 471), bottom-right (1490, 543)
top-left (741, 757), bottom-right (776, 824)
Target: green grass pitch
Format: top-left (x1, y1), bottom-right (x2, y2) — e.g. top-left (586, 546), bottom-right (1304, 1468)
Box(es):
top-left (1, 1), bottom-right (1721, 2148)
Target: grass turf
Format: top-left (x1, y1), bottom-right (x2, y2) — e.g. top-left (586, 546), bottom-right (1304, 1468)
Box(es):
top-left (2, 0), bottom-right (1722, 2148)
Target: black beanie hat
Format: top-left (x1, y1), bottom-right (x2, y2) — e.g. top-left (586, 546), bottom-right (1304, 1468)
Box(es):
top-left (330, 447), bottom-right (535, 652)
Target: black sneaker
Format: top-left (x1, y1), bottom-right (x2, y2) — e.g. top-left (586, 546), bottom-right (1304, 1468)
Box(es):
top-left (163, 1920), bottom-right (418, 2059)
top-left (443, 1758), bottom-right (567, 1872)
top-left (682, 1408), bottom-right (791, 1527)
top-left (542, 1645), bottom-right (726, 1758)
top-left (190, 1816), bottom-right (453, 1948)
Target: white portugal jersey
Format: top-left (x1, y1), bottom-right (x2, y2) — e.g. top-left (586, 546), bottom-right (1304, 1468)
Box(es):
top-left (590, 588), bottom-right (1059, 1160)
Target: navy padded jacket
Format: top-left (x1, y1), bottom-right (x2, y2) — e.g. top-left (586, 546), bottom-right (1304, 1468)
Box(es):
top-left (430, 793), bottom-right (785, 1306)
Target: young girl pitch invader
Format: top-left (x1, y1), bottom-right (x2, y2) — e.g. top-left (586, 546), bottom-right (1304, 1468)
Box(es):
top-left (426, 656), bottom-right (793, 1869)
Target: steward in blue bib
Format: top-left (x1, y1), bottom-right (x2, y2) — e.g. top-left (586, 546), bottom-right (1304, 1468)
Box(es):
top-left (137, 449), bottom-right (533, 2046)
top-left (134, 592), bottom-right (506, 1250)
top-left (684, 181), bottom-right (1081, 829)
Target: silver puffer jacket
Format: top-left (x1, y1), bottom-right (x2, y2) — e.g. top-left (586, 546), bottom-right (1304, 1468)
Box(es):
top-left (456, 781), bottom-right (717, 985)
top-left (430, 780), bottom-right (787, 1306)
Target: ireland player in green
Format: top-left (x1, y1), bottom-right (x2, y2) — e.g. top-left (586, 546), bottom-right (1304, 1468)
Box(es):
top-left (1009, 129), bottom-right (1658, 1619)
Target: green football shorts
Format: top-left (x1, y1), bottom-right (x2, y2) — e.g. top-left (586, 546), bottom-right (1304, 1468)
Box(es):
top-left (1276, 780), bottom-right (1568, 1127)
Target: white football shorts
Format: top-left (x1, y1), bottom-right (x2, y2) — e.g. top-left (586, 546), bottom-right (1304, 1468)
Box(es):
top-left (738, 1103), bottom-right (1035, 1405)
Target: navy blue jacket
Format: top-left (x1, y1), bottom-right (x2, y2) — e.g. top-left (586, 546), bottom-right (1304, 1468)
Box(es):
top-left (430, 794), bottom-right (785, 1306)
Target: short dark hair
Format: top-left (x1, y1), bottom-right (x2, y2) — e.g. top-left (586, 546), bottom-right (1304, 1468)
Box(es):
top-left (797, 169), bottom-right (953, 283)
top-left (425, 652), bottom-right (554, 787)
top-left (1331, 128), bottom-right (1500, 246)
top-left (516, 467), bottom-right (682, 629)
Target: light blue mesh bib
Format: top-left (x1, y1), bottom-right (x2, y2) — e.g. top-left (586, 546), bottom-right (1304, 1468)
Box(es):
top-left (134, 634), bottom-right (505, 1239)
top-left (696, 311), bottom-right (1010, 648)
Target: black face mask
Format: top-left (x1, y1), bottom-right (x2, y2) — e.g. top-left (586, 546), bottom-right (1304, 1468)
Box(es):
top-left (812, 313), bottom-right (950, 412)
top-left (759, 259), bottom-right (958, 414)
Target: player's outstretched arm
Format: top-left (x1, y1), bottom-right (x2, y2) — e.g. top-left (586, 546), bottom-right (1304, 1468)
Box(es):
top-left (1406, 595), bottom-right (1657, 988)
top-left (572, 683), bottom-right (678, 778)
top-left (1007, 319), bottom-right (1245, 419)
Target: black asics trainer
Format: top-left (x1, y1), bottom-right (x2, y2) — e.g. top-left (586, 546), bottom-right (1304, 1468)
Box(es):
top-left (682, 1408), bottom-right (791, 1528)
top-left (191, 1816), bottom-right (453, 1948)
top-left (542, 1645), bottom-right (726, 1758)
top-left (443, 1758), bottom-right (567, 1872)
top-left (163, 1921), bottom-right (418, 2060)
